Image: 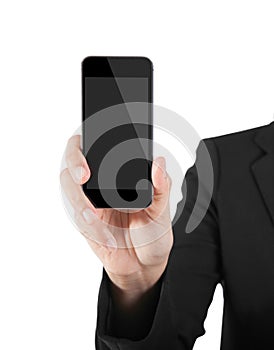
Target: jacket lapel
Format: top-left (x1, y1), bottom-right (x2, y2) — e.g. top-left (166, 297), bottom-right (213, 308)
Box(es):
top-left (251, 122), bottom-right (274, 225)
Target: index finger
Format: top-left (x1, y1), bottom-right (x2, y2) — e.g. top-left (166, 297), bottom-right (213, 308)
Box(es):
top-left (65, 134), bottom-right (91, 184)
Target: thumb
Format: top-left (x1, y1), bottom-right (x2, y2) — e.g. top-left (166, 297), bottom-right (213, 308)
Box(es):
top-left (151, 157), bottom-right (171, 212)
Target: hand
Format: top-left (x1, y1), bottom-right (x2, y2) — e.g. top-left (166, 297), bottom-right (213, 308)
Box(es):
top-left (60, 135), bottom-right (174, 296)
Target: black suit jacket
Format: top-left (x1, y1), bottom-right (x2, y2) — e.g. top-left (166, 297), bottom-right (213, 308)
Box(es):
top-left (95, 121), bottom-right (274, 350)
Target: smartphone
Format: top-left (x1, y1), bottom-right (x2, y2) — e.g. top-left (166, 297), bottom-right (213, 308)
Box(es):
top-left (82, 56), bottom-right (153, 209)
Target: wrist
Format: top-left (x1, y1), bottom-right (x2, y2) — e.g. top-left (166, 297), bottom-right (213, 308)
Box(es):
top-left (108, 262), bottom-right (167, 290)
top-left (107, 263), bottom-right (167, 307)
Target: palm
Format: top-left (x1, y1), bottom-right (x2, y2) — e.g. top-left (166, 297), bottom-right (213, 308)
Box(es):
top-left (89, 206), bottom-right (172, 277)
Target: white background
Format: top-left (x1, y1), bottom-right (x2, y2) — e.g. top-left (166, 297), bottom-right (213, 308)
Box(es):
top-left (1, 0), bottom-right (274, 349)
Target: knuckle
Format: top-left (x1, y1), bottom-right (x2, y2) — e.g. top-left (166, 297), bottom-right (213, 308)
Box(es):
top-left (59, 168), bottom-right (69, 185)
top-left (66, 136), bottom-right (81, 163)
top-left (74, 211), bottom-right (84, 228)
top-left (70, 193), bottom-right (83, 208)
top-left (67, 134), bottom-right (80, 147)
top-left (65, 149), bottom-right (76, 166)
top-left (66, 150), bottom-right (84, 170)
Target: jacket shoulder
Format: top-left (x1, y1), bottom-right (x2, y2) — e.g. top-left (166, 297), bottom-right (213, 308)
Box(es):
top-left (206, 123), bottom-right (267, 146)
top-left (204, 123), bottom-right (271, 156)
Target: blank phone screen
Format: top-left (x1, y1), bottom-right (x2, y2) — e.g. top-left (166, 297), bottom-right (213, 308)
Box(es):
top-left (83, 77), bottom-right (151, 195)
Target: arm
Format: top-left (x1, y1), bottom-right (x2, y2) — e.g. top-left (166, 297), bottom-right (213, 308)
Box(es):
top-left (95, 139), bottom-right (223, 349)
top-left (108, 270), bottom-right (165, 340)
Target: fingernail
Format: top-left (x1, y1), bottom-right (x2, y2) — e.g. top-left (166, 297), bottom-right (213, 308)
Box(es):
top-left (106, 237), bottom-right (117, 250)
top-left (82, 208), bottom-right (96, 224)
top-left (74, 166), bottom-right (86, 183)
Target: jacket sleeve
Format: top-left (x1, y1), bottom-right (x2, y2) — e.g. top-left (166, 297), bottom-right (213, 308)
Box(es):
top-left (95, 138), bottom-right (223, 350)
